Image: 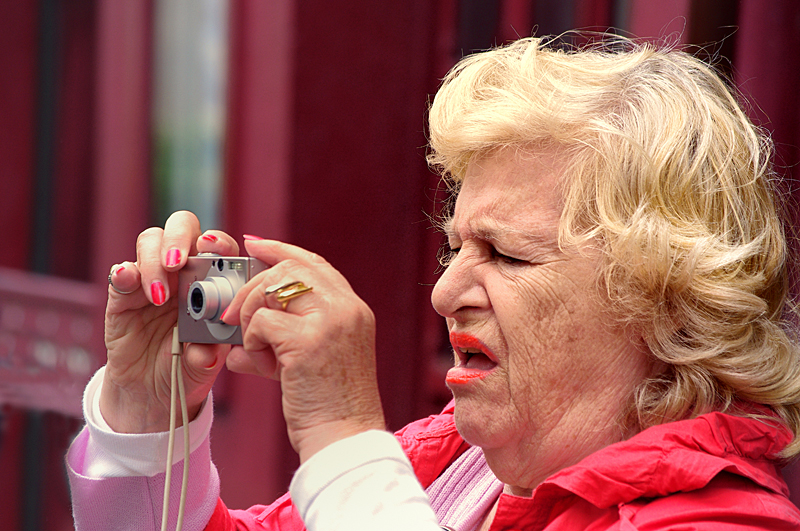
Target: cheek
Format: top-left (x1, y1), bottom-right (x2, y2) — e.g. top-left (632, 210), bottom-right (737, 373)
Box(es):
top-left (500, 272), bottom-right (581, 353)
top-left (499, 274), bottom-right (597, 395)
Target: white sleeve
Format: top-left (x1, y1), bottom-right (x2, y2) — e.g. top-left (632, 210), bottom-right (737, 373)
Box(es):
top-left (80, 365), bottom-right (214, 477)
top-left (67, 366), bottom-right (220, 531)
top-left (289, 430), bottom-right (442, 531)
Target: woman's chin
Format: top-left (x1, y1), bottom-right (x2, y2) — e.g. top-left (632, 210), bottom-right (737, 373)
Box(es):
top-left (452, 396), bottom-right (506, 449)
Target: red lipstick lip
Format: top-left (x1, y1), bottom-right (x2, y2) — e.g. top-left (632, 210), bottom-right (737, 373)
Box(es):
top-left (449, 332), bottom-right (498, 364)
top-left (446, 367), bottom-right (489, 385)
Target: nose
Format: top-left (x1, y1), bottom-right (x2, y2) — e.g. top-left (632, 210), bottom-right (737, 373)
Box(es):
top-left (431, 249), bottom-right (488, 319)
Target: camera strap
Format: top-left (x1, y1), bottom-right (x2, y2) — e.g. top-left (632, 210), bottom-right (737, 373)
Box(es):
top-left (162, 327), bottom-right (190, 531)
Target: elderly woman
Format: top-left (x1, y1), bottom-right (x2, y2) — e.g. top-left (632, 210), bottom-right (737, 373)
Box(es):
top-left (68, 36), bottom-right (800, 530)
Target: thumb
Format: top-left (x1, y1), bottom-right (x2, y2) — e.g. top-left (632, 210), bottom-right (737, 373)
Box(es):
top-left (180, 342), bottom-right (230, 394)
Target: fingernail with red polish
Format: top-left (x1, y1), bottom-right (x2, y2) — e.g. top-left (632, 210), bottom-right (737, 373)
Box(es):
top-left (202, 234), bottom-right (218, 243)
top-left (166, 248), bottom-right (181, 268)
top-left (220, 307), bottom-right (228, 322)
top-left (151, 281), bottom-right (166, 305)
top-left (243, 234), bottom-right (263, 241)
top-left (114, 266), bottom-right (125, 275)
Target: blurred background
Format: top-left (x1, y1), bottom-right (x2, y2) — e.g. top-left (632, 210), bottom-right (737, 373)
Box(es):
top-left (1, 0), bottom-right (799, 529)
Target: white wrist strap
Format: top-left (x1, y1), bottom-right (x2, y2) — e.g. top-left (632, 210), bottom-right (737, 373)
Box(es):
top-left (162, 327), bottom-right (190, 531)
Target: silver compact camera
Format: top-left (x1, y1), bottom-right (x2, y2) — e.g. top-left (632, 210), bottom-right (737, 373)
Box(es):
top-left (178, 254), bottom-right (267, 344)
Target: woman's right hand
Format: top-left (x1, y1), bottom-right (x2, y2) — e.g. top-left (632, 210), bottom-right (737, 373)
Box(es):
top-left (99, 211), bottom-right (238, 433)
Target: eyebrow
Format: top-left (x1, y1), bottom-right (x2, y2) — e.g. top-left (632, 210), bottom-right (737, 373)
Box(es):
top-left (443, 215), bottom-right (553, 246)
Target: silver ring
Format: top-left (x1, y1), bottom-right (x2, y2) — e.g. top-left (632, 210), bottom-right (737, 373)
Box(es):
top-left (108, 265), bottom-right (135, 295)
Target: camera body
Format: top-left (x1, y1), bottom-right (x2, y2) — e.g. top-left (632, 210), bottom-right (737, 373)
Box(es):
top-left (178, 254), bottom-right (267, 344)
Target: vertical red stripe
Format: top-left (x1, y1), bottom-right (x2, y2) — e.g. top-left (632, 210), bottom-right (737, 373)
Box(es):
top-left (91, 1), bottom-right (153, 284)
top-left (0, 1), bottom-right (39, 270)
top-left (51, 0), bottom-right (96, 281)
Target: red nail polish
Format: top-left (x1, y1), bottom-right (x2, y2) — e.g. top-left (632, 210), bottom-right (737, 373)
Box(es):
top-left (220, 307), bottom-right (228, 321)
top-left (114, 266), bottom-right (126, 275)
top-left (166, 248), bottom-right (181, 268)
top-left (202, 234), bottom-right (218, 243)
top-left (243, 234), bottom-right (263, 241)
top-left (151, 281), bottom-right (166, 305)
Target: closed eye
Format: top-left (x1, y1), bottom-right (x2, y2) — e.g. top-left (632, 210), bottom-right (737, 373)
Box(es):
top-left (490, 245), bottom-right (524, 265)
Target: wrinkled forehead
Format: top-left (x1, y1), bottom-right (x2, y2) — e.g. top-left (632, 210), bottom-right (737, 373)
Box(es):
top-left (459, 147), bottom-right (569, 205)
top-left (445, 148), bottom-right (568, 236)
top-left (459, 146), bottom-right (570, 193)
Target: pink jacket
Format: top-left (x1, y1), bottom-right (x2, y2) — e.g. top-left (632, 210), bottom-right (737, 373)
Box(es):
top-left (205, 402), bottom-right (800, 530)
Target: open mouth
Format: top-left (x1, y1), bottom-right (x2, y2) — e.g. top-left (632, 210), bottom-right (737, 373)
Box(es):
top-left (446, 333), bottom-right (498, 385)
top-left (460, 348), bottom-right (497, 370)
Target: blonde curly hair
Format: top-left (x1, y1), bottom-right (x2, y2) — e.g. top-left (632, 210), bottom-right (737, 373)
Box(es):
top-left (428, 34), bottom-right (800, 457)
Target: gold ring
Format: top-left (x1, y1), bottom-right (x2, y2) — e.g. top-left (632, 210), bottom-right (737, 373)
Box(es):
top-left (265, 281), bottom-right (314, 310)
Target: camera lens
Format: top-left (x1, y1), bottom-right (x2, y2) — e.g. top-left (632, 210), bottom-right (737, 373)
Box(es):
top-left (187, 277), bottom-right (235, 322)
top-left (190, 286), bottom-right (205, 314)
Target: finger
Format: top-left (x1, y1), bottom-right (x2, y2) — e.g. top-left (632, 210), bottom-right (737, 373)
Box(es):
top-left (108, 261), bottom-right (140, 295)
top-left (219, 267), bottom-right (274, 326)
top-left (106, 261), bottom-right (152, 312)
top-left (225, 345), bottom-right (279, 379)
top-left (196, 230), bottom-right (240, 256)
top-left (244, 238), bottom-right (351, 296)
top-left (240, 306), bottom-right (299, 359)
top-left (162, 211), bottom-right (203, 271)
top-left (244, 238), bottom-right (329, 269)
top-left (223, 272), bottom-right (278, 329)
top-left (136, 227), bottom-right (170, 306)
top-left (224, 260), bottom-right (317, 328)
top-left (237, 281), bottom-right (284, 335)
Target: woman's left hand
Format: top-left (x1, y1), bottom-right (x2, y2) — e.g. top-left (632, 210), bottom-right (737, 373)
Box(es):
top-left (222, 238), bottom-right (386, 463)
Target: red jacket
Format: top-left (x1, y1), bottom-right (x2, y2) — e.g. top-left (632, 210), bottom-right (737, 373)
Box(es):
top-left (204, 403), bottom-right (800, 530)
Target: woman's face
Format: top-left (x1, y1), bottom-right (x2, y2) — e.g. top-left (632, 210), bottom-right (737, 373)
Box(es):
top-left (431, 149), bottom-right (651, 494)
